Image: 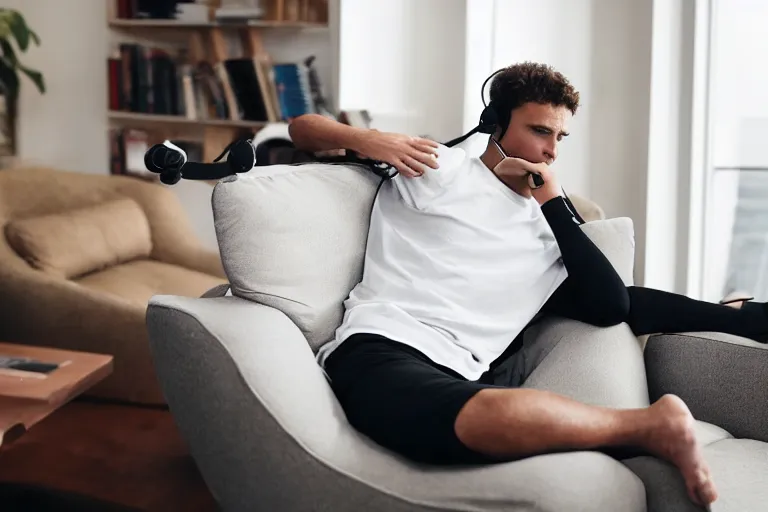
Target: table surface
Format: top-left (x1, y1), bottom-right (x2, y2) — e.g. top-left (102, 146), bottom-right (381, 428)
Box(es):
top-left (0, 342), bottom-right (113, 448)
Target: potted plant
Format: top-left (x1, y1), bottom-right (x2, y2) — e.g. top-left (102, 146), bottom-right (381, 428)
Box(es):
top-left (0, 8), bottom-right (44, 157)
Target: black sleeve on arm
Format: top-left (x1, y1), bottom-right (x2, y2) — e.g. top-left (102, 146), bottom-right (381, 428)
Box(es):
top-left (539, 196), bottom-right (630, 326)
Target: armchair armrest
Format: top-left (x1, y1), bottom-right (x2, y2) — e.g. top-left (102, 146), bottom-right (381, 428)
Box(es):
top-left (645, 332), bottom-right (768, 443)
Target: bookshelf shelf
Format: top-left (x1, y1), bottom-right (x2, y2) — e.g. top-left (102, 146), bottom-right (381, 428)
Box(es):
top-left (108, 18), bottom-right (328, 30)
top-left (108, 111), bottom-right (267, 130)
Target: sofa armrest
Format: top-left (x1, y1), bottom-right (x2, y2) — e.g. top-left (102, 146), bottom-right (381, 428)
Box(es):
top-left (145, 296), bottom-right (645, 512)
top-left (645, 332), bottom-right (768, 443)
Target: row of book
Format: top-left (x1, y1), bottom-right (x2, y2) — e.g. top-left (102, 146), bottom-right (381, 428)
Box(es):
top-left (108, 42), bottom-right (327, 123)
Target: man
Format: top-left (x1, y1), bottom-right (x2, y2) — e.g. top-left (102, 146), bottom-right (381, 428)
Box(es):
top-left (288, 62), bottom-right (768, 507)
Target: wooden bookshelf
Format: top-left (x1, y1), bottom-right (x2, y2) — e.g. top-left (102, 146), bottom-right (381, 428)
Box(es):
top-left (109, 111), bottom-right (267, 130)
top-left (107, 0), bottom-right (331, 178)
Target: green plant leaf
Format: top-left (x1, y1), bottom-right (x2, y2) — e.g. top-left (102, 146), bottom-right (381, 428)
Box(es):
top-left (18, 65), bottom-right (43, 94)
top-left (28, 28), bottom-right (40, 46)
top-left (0, 18), bottom-right (10, 41)
top-left (8, 10), bottom-right (29, 51)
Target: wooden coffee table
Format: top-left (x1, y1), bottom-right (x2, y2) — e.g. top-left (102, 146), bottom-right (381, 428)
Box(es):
top-left (0, 343), bottom-right (113, 448)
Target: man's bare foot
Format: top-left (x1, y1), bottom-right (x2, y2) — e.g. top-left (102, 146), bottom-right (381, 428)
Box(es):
top-left (641, 395), bottom-right (718, 506)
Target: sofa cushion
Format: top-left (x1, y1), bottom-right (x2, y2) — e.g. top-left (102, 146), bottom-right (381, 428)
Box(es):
top-left (623, 437), bottom-right (768, 512)
top-left (212, 163), bottom-right (380, 350)
top-left (5, 198), bottom-right (153, 279)
top-left (580, 216), bottom-right (635, 286)
top-left (75, 259), bottom-right (225, 306)
top-left (212, 163), bottom-right (635, 350)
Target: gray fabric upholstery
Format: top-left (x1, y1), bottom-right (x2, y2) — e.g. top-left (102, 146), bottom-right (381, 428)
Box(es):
top-left (518, 316), bottom-right (648, 408)
top-left (701, 439), bottom-right (768, 511)
top-left (622, 422), bottom-right (733, 512)
top-left (580, 217), bottom-right (635, 286)
top-left (623, 437), bottom-right (768, 512)
top-left (147, 294), bottom-right (645, 512)
top-left (645, 332), bottom-right (768, 443)
top-left (212, 163), bottom-right (379, 350)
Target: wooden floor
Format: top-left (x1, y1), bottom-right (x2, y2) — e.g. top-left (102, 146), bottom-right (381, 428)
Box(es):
top-left (0, 399), bottom-right (217, 511)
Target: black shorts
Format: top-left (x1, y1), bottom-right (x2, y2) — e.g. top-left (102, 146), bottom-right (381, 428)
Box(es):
top-left (324, 333), bottom-right (508, 465)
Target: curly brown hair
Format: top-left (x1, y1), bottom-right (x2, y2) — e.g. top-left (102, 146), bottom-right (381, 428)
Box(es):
top-left (489, 62), bottom-right (580, 136)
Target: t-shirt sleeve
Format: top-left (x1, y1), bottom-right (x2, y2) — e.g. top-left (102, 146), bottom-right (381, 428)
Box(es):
top-left (392, 144), bottom-right (467, 210)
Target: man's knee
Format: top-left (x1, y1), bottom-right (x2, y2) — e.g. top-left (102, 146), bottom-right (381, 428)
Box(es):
top-left (454, 389), bottom-right (515, 452)
top-left (587, 289), bottom-right (631, 327)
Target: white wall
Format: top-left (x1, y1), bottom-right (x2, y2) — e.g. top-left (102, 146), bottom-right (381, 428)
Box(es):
top-left (5, 0), bottom-right (110, 174)
top-left (337, 0), bottom-right (467, 142)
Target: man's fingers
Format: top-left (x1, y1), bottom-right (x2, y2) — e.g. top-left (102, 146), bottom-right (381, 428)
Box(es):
top-left (413, 141), bottom-right (440, 156)
top-left (412, 136), bottom-right (439, 148)
top-left (407, 148), bottom-right (439, 169)
top-left (402, 154), bottom-right (429, 175)
top-left (396, 159), bottom-right (422, 178)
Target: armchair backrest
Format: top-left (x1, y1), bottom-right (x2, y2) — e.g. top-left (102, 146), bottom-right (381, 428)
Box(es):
top-left (0, 166), bottom-right (202, 277)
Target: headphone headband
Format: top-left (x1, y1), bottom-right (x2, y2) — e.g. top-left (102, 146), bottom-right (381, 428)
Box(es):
top-left (443, 67), bottom-right (507, 147)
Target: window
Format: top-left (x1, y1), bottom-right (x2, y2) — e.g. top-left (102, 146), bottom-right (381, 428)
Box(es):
top-left (702, 0), bottom-right (768, 301)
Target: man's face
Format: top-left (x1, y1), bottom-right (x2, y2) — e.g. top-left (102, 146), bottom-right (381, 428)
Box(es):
top-left (497, 102), bottom-right (571, 165)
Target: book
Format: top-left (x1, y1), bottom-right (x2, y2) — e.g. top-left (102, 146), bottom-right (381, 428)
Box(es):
top-left (0, 354), bottom-right (62, 379)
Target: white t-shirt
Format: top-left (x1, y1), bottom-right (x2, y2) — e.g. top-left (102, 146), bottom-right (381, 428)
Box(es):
top-left (316, 144), bottom-right (568, 380)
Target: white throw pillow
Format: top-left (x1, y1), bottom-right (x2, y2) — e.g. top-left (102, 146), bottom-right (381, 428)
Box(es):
top-left (580, 217), bottom-right (635, 286)
top-left (212, 162), bottom-right (380, 350)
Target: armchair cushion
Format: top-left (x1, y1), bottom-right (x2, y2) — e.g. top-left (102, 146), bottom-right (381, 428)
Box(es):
top-left (76, 259), bottom-right (225, 306)
top-left (5, 198), bottom-right (152, 279)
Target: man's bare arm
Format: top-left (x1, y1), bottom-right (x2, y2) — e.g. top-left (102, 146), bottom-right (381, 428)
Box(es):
top-left (288, 114), bottom-right (368, 154)
top-left (288, 114), bottom-right (441, 178)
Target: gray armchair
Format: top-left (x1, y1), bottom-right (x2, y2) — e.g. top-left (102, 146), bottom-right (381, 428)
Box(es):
top-left (146, 161), bottom-right (767, 511)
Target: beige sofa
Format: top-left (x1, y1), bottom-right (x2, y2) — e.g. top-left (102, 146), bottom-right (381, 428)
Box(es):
top-left (0, 166), bottom-right (226, 404)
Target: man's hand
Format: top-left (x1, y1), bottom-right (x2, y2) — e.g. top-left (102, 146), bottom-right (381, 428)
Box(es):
top-left (355, 130), bottom-right (440, 178)
top-left (492, 157), bottom-right (563, 205)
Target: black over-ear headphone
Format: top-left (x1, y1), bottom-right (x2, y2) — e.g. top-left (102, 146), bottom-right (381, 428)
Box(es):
top-left (445, 68), bottom-right (506, 147)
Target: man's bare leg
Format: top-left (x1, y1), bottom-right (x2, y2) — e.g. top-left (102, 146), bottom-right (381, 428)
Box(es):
top-left (455, 391), bottom-right (717, 506)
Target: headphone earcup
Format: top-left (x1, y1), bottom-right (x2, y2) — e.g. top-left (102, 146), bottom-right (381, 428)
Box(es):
top-left (160, 169), bottom-right (181, 185)
top-left (478, 104), bottom-right (498, 134)
top-left (227, 139), bottom-right (256, 173)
